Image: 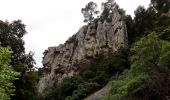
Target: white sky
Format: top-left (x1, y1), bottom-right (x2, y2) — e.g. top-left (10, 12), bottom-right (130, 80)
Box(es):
top-left (0, 0), bottom-right (150, 67)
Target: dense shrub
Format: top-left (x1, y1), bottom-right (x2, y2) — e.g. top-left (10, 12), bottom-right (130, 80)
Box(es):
top-left (106, 32), bottom-right (170, 100)
top-left (42, 75), bottom-right (83, 100)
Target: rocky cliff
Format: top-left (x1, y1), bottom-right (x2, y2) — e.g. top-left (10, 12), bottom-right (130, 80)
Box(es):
top-left (38, 8), bottom-right (128, 93)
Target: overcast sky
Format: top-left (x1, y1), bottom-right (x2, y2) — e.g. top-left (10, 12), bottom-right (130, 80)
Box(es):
top-left (0, 0), bottom-right (150, 67)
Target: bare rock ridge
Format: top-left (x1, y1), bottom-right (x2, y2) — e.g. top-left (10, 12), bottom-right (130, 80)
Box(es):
top-left (38, 8), bottom-right (128, 93)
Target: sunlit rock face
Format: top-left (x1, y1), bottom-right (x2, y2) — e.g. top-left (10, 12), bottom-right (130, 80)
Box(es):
top-left (38, 8), bottom-right (128, 93)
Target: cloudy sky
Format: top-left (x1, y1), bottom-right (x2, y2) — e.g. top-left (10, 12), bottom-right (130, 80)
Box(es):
top-left (0, 0), bottom-right (150, 67)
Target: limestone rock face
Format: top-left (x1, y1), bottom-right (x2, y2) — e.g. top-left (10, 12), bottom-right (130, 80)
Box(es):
top-left (38, 8), bottom-right (128, 93)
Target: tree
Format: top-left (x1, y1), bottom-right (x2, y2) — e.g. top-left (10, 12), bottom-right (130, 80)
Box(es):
top-left (81, 1), bottom-right (99, 23)
top-left (0, 46), bottom-right (20, 100)
top-left (0, 20), bottom-right (37, 100)
top-left (107, 31), bottom-right (170, 99)
top-left (100, 0), bottom-right (124, 22)
top-left (101, 0), bottom-right (117, 16)
top-left (151, 0), bottom-right (170, 13)
top-left (128, 5), bottom-right (158, 44)
top-left (130, 33), bottom-right (162, 74)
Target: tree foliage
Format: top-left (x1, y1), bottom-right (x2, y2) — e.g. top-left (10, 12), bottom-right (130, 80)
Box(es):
top-left (127, 0), bottom-right (170, 45)
top-left (37, 0), bottom-right (170, 100)
top-left (106, 30), bottom-right (170, 100)
top-left (127, 5), bottom-right (158, 44)
top-left (81, 0), bottom-right (125, 23)
top-left (0, 20), bottom-right (38, 100)
top-left (151, 0), bottom-right (170, 13)
top-left (41, 49), bottom-right (129, 100)
top-left (0, 46), bottom-right (20, 100)
top-left (100, 0), bottom-right (119, 21)
top-left (81, 1), bottom-right (99, 23)
top-left (105, 0), bottom-right (170, 98)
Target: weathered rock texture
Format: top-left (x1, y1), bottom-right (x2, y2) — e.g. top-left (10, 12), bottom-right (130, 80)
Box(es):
top-left (38, 8), bottom-right (128, 93)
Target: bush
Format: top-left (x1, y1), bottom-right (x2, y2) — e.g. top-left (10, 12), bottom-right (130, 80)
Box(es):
top-left (42, 75), bottom-right (83, 100)
top-left (106, 32), bottom-right (170, 100)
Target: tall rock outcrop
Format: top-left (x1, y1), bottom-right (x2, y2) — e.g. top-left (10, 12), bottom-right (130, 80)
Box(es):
top-left (38, 8), bottom-right (128, 93)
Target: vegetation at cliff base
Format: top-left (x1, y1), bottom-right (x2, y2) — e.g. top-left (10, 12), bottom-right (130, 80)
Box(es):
top-left (0, 0), bottom-right (170, 100)
top-left (41, 49), bottom-right (129, 100)
top-left (41, 0), bottom-right (170, 100)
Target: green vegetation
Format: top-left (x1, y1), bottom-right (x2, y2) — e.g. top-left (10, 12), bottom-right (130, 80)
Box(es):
top-left (104, 0), bottom-right (170, 99)
top-left (41, 0), bottom-right (170, 100)
top-left (151, 0), bottom-right (170, 13)
top-left (0, 0), bottom-right (169, 99)
top-left (0, 46), bottom-right (20, 100)
top-left (81, 0), bottom-right (124, 23)
top-left (105, 32), bottom-right (170, 100)
top-left (41, 49), bottom-right (129, 100)
top-left (81, 1), bottom-right (99, 23)
top-left (0, 20), bottom-right (39, 100)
